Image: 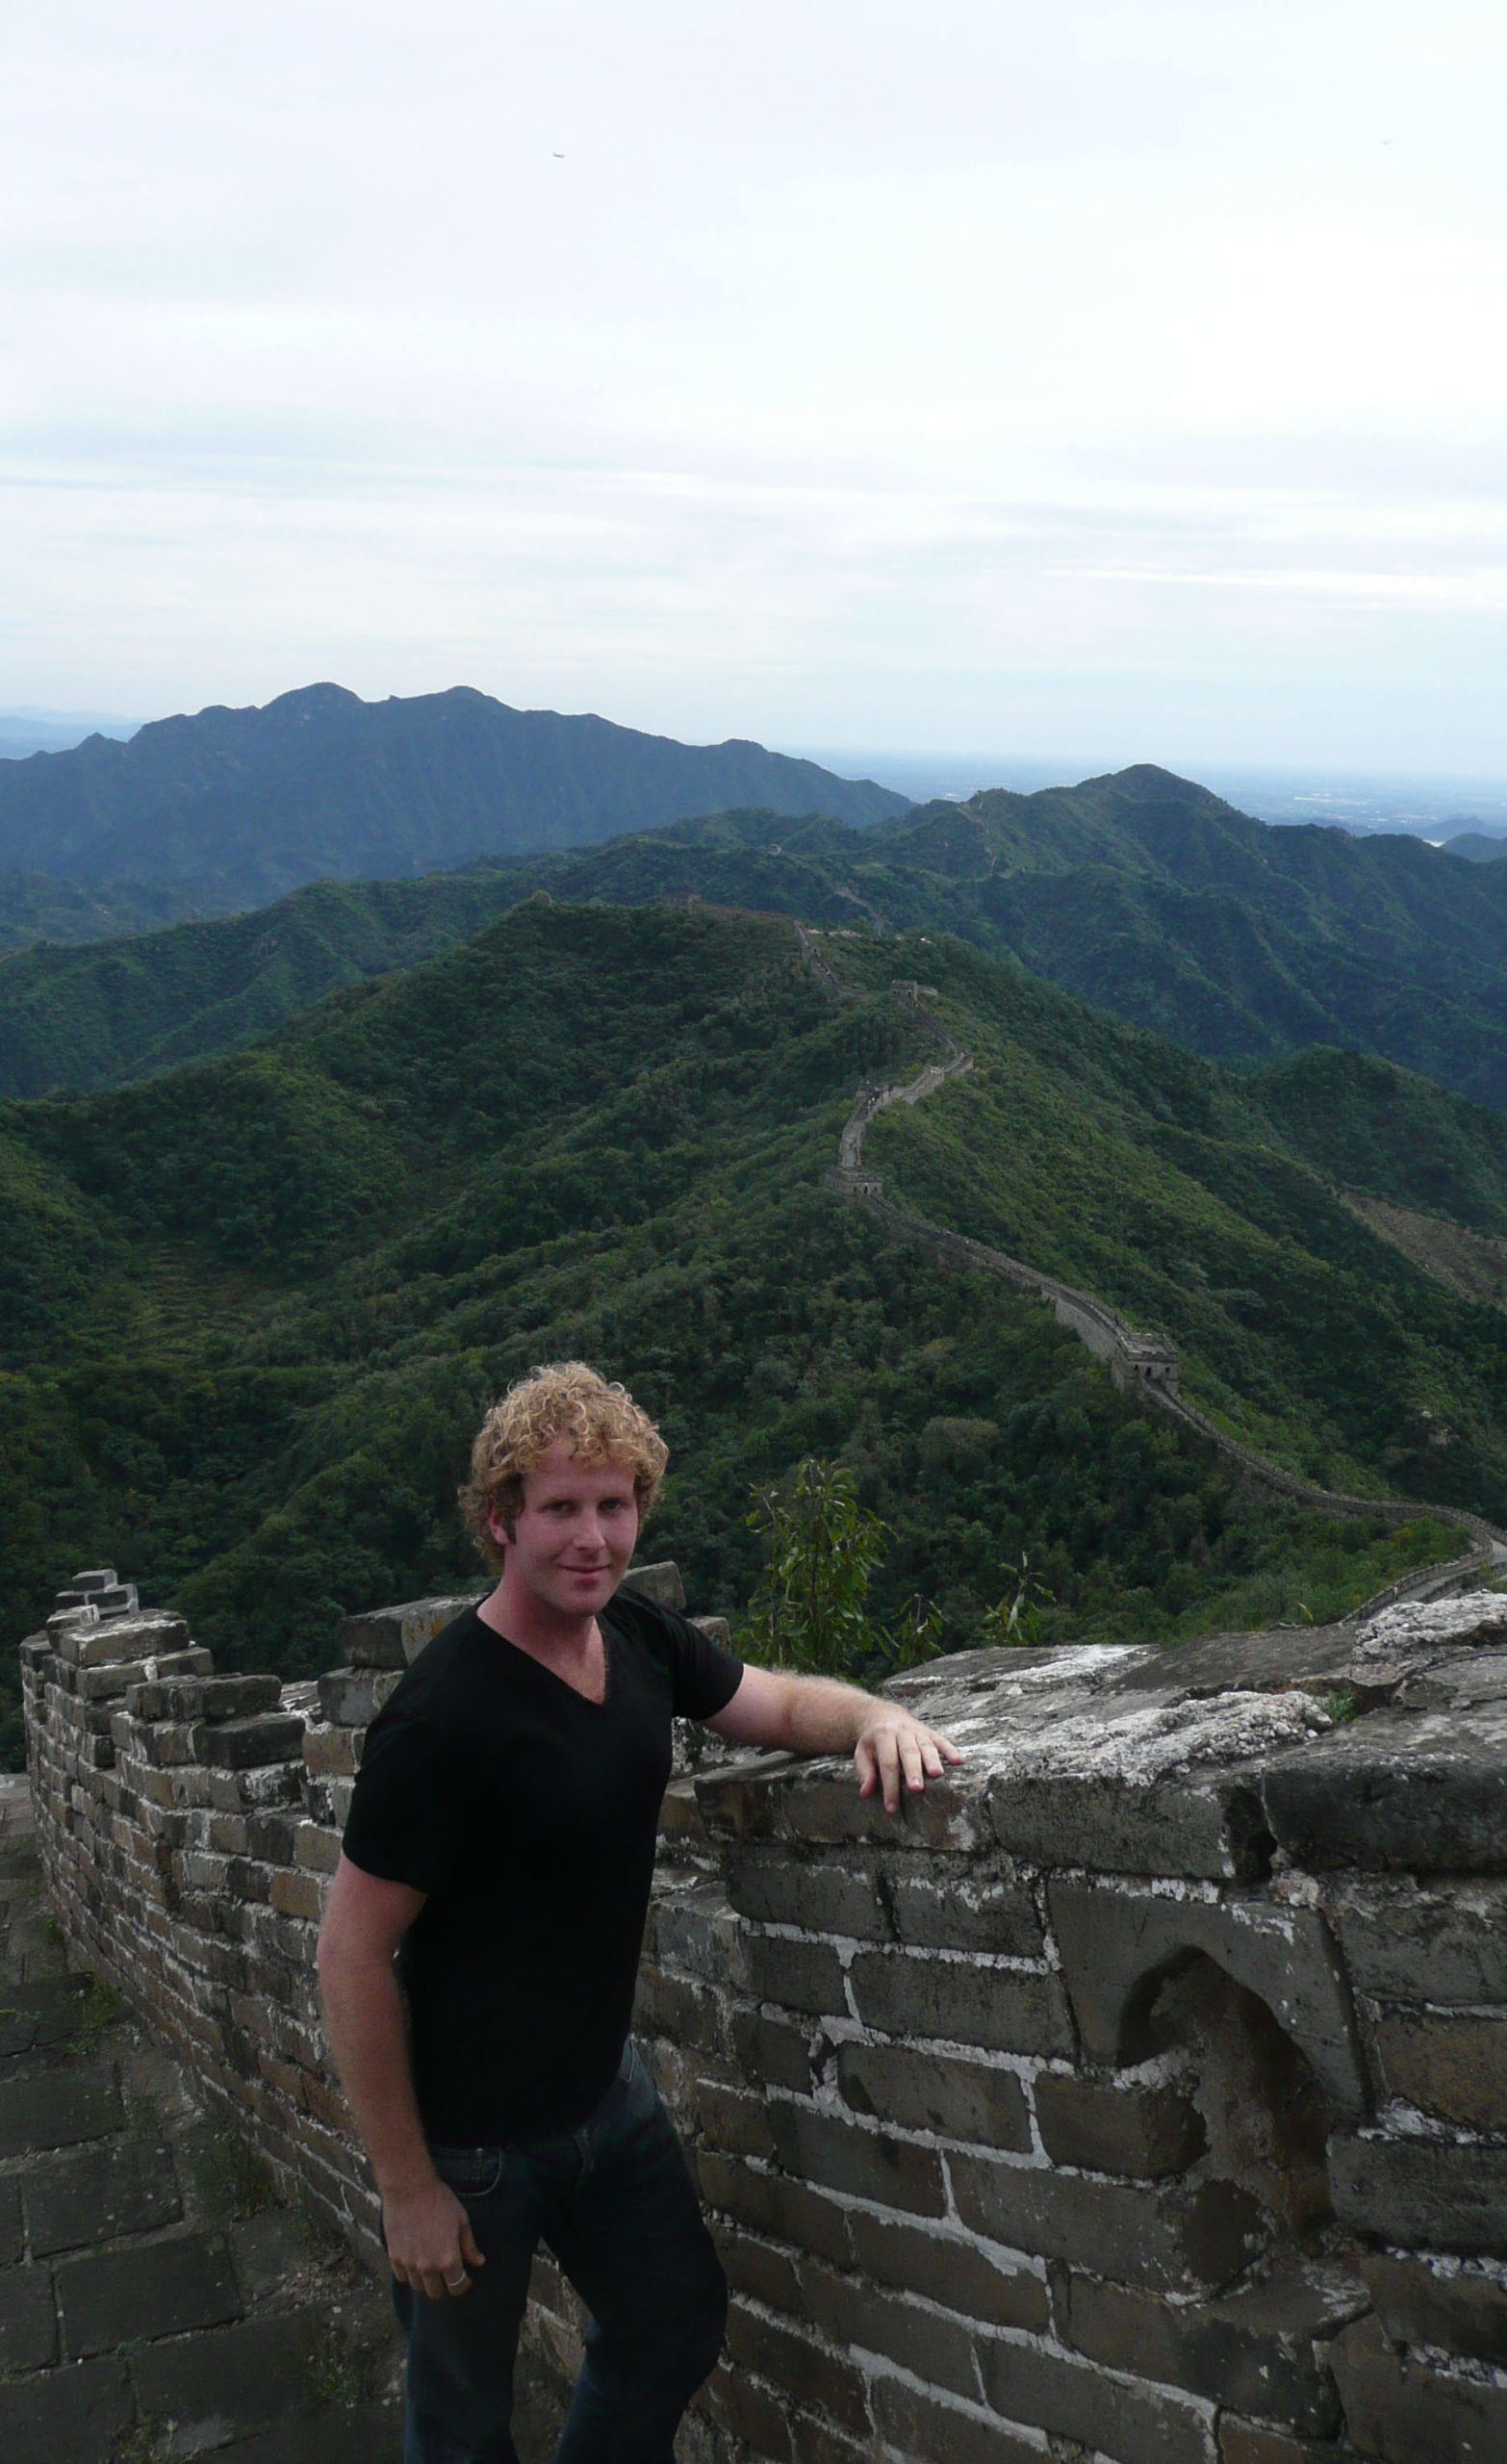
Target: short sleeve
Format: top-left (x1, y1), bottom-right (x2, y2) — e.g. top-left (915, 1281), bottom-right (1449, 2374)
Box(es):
top-left (342, 1710), bottom-right (469, 1896)
top-left (665, 1610), bottom-right (744, 1723)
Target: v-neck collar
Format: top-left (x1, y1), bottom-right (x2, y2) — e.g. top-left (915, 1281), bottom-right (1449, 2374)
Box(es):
top-left (476, 1604), bottom-right (613, 1709)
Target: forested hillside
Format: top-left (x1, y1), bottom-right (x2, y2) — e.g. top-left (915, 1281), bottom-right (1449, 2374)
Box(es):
top-left (6, 897), bottom-right (1500, 1765)
top-left (8, 766), bottom-right (1507, 1115)
top-left (0, 682), bottom-right (907, 917)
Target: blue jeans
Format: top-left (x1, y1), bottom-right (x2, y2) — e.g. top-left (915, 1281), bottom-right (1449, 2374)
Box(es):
top-left (394, 2042), bottom-right (728, 2463)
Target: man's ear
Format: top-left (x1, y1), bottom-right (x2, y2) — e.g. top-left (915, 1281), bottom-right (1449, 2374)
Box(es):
top-left (485, 1500), bottom-right (514, 1552)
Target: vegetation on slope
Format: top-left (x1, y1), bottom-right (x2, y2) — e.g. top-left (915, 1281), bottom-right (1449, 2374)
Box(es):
top-left (9, 765), bottom-right (1507, 1122)
top-left (3, 899), bottom-right (1495, 1766)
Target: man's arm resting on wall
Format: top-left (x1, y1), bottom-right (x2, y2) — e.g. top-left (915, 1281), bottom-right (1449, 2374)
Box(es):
top-left (705, 1665), bottom-right (961, 1813)
top-left (317, 1855), bottom-right (484, 2301)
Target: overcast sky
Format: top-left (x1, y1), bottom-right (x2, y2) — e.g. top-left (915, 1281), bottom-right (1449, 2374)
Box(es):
top-left (6, 0), bottom-right (1507, 771)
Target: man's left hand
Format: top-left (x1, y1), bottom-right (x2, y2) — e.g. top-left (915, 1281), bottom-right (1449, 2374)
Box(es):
top-left (854, 1709), bottom-right (963, 1813)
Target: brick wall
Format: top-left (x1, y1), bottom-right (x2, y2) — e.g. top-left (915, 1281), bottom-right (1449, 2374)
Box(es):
top-left (20, 1576), bottom-right (1507, 2462)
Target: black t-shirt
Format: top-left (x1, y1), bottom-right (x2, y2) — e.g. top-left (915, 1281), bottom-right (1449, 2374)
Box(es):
top-left (341, 1587), bottom-right (743, 2143)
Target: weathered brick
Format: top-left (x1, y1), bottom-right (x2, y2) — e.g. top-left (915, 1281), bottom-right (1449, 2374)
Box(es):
top-left (974, 2326), bottom-right (1213, 2462)
top-left (0, 2356), bottom-right (134, 2457)
top-left (1262, 1707), bottom-right (1507, 1874)
top-left (648, 1882), bottom-right (742, 1986)
top-left (725, 1848), bottom-right (890, 1940)
top-left (335, 1590), bottom-right (479, 1669)
top-left (695, 2154), bottom-right (853, 2266)
top-left (1060, 2263), bottom-right (1361, 2432)
top-left (294, 1821), bottom-right (344, 1875)
top-left (705, 2361), bottom-right (793, 2460)
top-left (787, 2408), bottom-right (872, 2464)
top-left (730, 2008), bottom-right (818, 2094)
top-left (699, 1758), bottom-right (993, 1854)
top-left (690, 2078), bottom-right (778, 2162)
top-left (844, 2210), bottom-right (1049, 2331)
top-left (950, 2149), bottom-right (1264, 2292)
top-left (0, 2261), bottom-right (60, 2371)
top-left (988, 1759), bottom-right (1272, 1882)
top-left (717, 2225), bottom-right (803, 2312)
top-left (57, 2229), bottom-right (241, 2354)
top-left (0, 2063), bottom-right (122, 2157)
top-left (24, 2135), bottom-right (181, 2256)
top-left (76, 1657), bottom-right (163, 1703)
top-left (1327, 1877), bottom-right (1507, 2004)
top-left (56, 1612), bottom-right (189, 1668)
top-left (247, 1809), bottom-right (301, 1861)
top-left (1047, 1880), bottom-right (1367, 2116)
top-left (1367, 2007), bottom-right (1507, 2132)
top-left (225, 1856), bottom-right (273, 1903)
top-left (270, 1867), bottom-right (324, 1921)
top-left (125, 1718), bottom-right (198, 1767)
top-left (1330, 2314), bottom-right (1507, 2462)
top-left (870, 2376), bottom-right (1044, 2464)
top-left (769, 2103), bottom-right (947, 2217)
top-left (847, 1947), bottom-right (1073, 2056)
top-left (191, 1713), bottom-right (304, 1769)
top-left (162, 1675), bottom-right (285, 1723)
top-left (887, 1859), bottom-right (1044, 1957)
top-left (724, 2299), bottom-right (871, 2436)
top-left (317, 1666), bottom-right (400, 1727)
top-left (799, 2256), bottom-right (979, 2397)
top-left (1219, 2422), bottom-right (1365, 2464)
top-left (743, 1932), bottom-right (850, 2018)
top-left (301, 1721), bottom-right (360, 1778)
top-left (632, 1965), bottom-right (731, 2057)
top-left (658, 1777), bottom-right (708, 1848)
top-left (1329, 2131), bottom-right (1507, 2256)
top-left (1360, 2249), bottom-right (1507, 2367)
top-left (836, 2039), bottom-right (1032, 2149)
top-left (1033, 2074), bottom-right (1205, 2177)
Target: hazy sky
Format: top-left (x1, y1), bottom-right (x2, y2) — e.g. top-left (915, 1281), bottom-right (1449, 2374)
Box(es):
top-left (6, 1), bottom-right (1507, 769)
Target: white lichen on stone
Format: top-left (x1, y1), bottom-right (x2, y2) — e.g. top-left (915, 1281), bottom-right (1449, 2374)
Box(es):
top-left (962, 1688), bottom-right (1330, 1784)
top-left (1354, 1590), bottom-right (1507, 1664)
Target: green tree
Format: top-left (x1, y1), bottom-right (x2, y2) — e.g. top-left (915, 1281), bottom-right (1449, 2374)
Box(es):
top-left (738, 1458), bottom-right (940, 1680)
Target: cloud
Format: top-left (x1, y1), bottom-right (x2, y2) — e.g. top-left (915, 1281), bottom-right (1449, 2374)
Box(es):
top-left (4, 0), bottom-right (1507, 766)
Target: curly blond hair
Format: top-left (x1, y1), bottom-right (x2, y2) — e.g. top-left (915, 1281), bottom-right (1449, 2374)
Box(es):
top-left (458, 1361), bottom-right (669, 1570)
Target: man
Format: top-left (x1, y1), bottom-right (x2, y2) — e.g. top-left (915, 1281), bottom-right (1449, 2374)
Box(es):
top-left (318, 1361), bottom-right (960, 2464)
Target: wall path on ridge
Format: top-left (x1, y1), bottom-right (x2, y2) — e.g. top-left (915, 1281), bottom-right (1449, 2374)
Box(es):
top-left (793, 918), bottom-right (1507, 1604)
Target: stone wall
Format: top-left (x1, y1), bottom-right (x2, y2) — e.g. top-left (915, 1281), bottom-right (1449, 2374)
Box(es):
top-left (20, 1573), bottom-right (1507, 2462)
top-left (802, 921), bottom-right (1507, 1578)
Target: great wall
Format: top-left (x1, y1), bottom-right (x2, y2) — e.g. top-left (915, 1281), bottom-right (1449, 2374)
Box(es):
top-left (9, 910), bottom-right (1507, 2460)
top-left (795, 919), bottom-right (1507, 1605)
top-left (16, 1557), bottom-right (1507, 2461)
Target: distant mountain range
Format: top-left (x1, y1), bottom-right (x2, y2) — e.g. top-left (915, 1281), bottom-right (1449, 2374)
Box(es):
top-left (0, 682), bottom-right (907, 916)
top-left (7, 762), bottom-right (1507, 1116)
top-left (1441, 831), bottom-right (1507, 863)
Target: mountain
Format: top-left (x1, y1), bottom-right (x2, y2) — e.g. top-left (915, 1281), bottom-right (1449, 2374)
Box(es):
top-left (3, 897), bottom-right (1500, 1767)
top-left (11, 765), bottom-right (1507, 1116)
top-left (0, 711), bottom-right (140, 761)
top-left (0, 682), bottom-right (908, 912)
top-left (0, 870), bottom-right (193, 960)
top-left (1441, 831), bottom-right (1507, 863)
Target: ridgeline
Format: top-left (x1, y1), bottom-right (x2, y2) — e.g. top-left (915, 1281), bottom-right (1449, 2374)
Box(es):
top-left (3, 895), bottom-right (1502, 1765)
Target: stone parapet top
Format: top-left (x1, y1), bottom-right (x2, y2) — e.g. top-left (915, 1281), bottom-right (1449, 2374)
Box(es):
top-left (697, 1593), bottom-right (1507, 1878)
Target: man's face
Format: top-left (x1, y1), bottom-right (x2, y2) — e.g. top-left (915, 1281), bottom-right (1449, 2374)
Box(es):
top-left (488, 1440), bottom-right (640, 1620)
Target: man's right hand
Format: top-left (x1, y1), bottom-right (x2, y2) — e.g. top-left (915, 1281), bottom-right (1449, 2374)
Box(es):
top-left (382, 2177), bottom-right (487, 2300)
